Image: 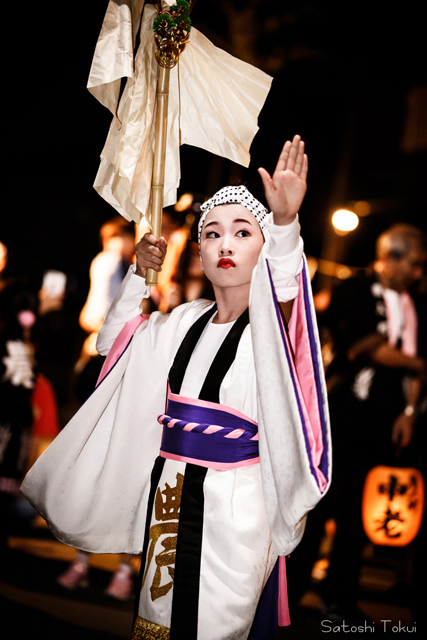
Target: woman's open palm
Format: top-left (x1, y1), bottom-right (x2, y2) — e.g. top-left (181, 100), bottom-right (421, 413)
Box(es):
top-left (258, 135), bottom-right (308, 222)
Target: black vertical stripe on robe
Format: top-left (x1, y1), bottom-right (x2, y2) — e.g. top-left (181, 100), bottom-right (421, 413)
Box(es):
top-left (138, 306), bottom-right (250, 638)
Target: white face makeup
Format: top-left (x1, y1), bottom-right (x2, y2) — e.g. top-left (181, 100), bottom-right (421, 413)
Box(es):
top-left (199, 204), bottom-right (264, 292)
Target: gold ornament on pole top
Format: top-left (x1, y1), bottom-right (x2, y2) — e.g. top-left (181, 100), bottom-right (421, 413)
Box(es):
top-left (145, 1), bottom-right (194, 286)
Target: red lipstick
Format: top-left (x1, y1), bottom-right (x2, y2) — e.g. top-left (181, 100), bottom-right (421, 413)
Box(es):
top-left (217, 258), bottom-right (236, 269)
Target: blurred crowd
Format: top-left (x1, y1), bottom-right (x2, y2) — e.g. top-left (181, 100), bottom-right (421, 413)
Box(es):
top-left (0, 193), bottom-right (213, 599)
top-left (288, 223), bottom-right (427, 631)
top-left (1, 204), bottom-right (427, 623)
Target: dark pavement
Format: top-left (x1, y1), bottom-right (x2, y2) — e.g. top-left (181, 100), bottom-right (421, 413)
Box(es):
top-left (0, 517), bottom-right (417, 639)
top-left (0, 521), bottom-right (135, 640)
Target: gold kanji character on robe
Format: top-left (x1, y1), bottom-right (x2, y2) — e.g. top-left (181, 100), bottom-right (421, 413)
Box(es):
top-left (141, 472), bottom-right (184, 601)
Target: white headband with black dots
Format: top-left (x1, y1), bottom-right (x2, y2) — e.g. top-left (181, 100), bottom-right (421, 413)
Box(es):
top-left (197, 185), bottom-right (271, 243)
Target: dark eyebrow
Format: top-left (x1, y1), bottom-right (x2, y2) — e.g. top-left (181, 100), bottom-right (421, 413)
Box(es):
top-left (203, 220), bottom-right (219, 230)
top-left (204, 217), bottom-right (253, 230)
top-left (233, 218), bottom-right (253, 225)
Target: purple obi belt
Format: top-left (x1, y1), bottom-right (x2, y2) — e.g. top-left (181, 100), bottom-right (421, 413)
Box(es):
top-left (157, 390), bottom-right (260, 470)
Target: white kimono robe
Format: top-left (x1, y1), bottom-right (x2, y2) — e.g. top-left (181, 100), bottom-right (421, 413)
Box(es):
top-left (21, 219), bottom-right (331, 639)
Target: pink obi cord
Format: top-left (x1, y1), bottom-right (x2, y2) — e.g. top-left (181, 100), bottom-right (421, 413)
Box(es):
top-left (158, 389), bottom-right (260, 471)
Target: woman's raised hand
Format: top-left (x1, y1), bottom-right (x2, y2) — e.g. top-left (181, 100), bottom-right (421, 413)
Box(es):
top-left (258, 135), bottom-right (308, 225)
top-left (135, 233), bottom-right (167, 279)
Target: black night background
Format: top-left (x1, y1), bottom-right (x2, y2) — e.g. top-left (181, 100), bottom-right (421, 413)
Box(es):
top-left (3, 1), bottom-right (426, 300)
top-left (2, 3), bottom-right (427, 638)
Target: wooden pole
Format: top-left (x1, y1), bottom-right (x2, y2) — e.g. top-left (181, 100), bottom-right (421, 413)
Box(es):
top-left (145, 64), bottom-right (170, 286)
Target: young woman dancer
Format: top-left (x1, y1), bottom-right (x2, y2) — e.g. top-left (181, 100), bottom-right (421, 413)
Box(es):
top-left (22, 136), bottom-right (331, 639)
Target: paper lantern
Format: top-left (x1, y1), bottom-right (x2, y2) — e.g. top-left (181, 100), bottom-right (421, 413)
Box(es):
top-left (362, 465), bottom-right (425, 546)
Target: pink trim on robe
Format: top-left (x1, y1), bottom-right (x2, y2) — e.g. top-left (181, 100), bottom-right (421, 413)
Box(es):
top-left (278, 556), bottom-right (291, 626)
top-left (167, 388), bottom-right (258, 425)
top-left (282, 264), bottom-right (327, 491)
top-left (159, 450), bottom-right (260, 470)
top-left (97, 314), bottom-right (149, 385)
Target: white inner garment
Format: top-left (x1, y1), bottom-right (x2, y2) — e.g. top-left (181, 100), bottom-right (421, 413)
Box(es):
top-left (179, 319), bottom-right (234, 398)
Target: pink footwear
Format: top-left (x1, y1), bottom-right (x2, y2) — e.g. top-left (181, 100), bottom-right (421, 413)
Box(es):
top-left (57, 562), bottom-right (89, 589)
top-left (105, 567), bottom-right (133, 600)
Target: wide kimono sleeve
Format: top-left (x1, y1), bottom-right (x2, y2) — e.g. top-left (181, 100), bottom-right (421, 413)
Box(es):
top-left (20, 314), bottom-right (166, 553)
top-left (250, 235), bottom-right (332, 556)
top-left (20, 294), bottom-right (209, 554)
top-left (96, 263), bottom-right (151, 356)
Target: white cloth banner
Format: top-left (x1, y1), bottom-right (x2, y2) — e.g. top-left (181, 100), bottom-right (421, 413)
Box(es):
top-left (87, 1), bottom-right (272, 225)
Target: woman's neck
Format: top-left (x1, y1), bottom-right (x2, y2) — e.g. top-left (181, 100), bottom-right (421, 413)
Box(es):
top-left (212, 284), bottom-right (250, 324)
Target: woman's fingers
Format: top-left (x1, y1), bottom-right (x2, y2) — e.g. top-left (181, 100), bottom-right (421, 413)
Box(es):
top-left (135, 233), bottom-right (167, 273)
top-left (293, 140), bottom-right (305, 176)
top-left (258, 166), bottom-right (272, 190)
top-left (285, 135), bottom-right (301, 172)
top-left (274, 135), bottom-right (306, 175)
top-left (143, 234), bottom-right (167, 255)
top-left (300, 154), bottom-right (308, 181)
top-left (143, 233), bottom-right (163, 249)
top-left (275, 140), bottom-right (291, 173)
top-left (157, 236), bottom-right (168, 257)
top-left (259, 136), bottom-right (308, 202)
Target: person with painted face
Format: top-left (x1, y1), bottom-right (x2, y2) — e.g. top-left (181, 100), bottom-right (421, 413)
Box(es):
top-left (22, 137), bottom-right (331, 640)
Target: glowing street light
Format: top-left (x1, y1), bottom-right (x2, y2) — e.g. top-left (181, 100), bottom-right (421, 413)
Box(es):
top-left (332, 209), bottom-right (359, 234)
